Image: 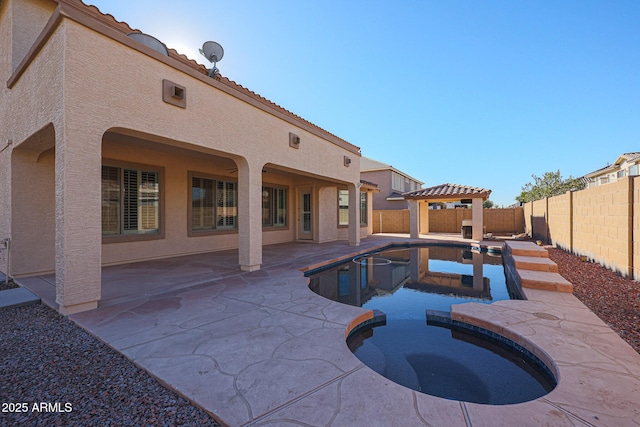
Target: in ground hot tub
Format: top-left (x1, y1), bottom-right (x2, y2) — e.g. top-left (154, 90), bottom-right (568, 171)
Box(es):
top-left (307, 244), bottom-right (557, 405)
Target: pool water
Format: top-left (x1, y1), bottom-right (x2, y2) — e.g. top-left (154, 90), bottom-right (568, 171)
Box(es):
top-left (307, 245), bottom-right (556, 405)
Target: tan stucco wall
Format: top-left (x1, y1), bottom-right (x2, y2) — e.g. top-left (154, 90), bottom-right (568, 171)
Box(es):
top-left (3, 1), bottom-right (369, 312)
top-left (11, 0), bottom-right (55, 71)
top-left (101, 139), bottom-right (297, 265)
top-left (1, 4), bottom-right (65, 277)
top-left (319, 186), bottom-right (340, 243)
top-left (64, 21), bottom-right (360, 182)
top-left (10, 135), bottom-right (56, 276)
top-left (0, 1), bottom-right (13, 248)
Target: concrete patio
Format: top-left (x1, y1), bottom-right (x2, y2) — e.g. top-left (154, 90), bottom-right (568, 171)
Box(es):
top-left (17, 235), bottom-right (640, 426)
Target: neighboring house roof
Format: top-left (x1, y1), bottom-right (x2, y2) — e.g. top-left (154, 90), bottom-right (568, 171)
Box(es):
top-left (360, 157), bottom-right (392, 171)
top-left (23, 0), bottom-right (359, 155)
top-left (584, 152), bottom-right (640, 179)
top-left (617, 152), bottom-right (640, 164)
top-left (359, 156), bottom-right (424, 185)
top-left (403, 183), bottom-right (491, 201)
top-left (385, 191), bottom-right (405, 201)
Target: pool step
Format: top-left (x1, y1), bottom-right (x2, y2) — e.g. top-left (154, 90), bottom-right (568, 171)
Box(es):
top-left (512, 255), bottom-right (558, 272)
top-left (517, 269), bottom-right (573, 293)
top-left (506, 241), bottom-right (573, 293)
top-left (507, 241), bottom-right (549, 258)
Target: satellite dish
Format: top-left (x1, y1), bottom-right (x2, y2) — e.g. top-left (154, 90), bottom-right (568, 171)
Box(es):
top-left (199, 41), bottom-right (224, 77)
top-left (127, 32), bottom-right (169, 56)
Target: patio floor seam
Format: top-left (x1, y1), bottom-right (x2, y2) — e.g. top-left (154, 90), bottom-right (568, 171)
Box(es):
top-left (539, 398), bottom-right (596, 427)
top-left (242, 365), bottom-right (365, 426)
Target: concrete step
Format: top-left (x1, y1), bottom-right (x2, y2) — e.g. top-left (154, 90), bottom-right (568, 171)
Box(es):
top-left (517, 269), bottom-right (573, 293)
top-left (506, 241), bottom-right (549, 258)
top-left (0, 287), bottom-right (41, 309)
top-left (512, 255), bottom-right (559, 272)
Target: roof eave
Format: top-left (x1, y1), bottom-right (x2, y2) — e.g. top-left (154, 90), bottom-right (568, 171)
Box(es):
top-left (12, 0), bottom-right (361, 155)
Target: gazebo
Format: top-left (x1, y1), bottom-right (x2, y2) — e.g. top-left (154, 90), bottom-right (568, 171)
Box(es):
top-left (403, 183), bottom-right (492, 240)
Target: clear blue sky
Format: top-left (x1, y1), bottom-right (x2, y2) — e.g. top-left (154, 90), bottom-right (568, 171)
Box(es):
top-left (87, 0), bottom-right (640, 206)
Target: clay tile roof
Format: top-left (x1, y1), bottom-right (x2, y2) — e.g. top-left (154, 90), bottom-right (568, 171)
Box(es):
top-left (69, 0), bottom-right (358, 152)
top-left (360, 179), bottom-right (379, 191)
top-left (403, 183), bottom-right (491, 200)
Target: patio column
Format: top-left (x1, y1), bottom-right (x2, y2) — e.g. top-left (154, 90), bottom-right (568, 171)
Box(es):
top-left (409, 199), bottom-right (419, 238)
top-left (472, 198), bottom-right (484, 240)
top-left (348, 182), bottom-right (360, 246)
top-left (237, 158), bottom-right (262, 271)
top-left (55, 124), bottom-right (102, 315)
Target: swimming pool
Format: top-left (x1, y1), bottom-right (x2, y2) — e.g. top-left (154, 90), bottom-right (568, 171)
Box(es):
top-left (307, 244), bottom-right (556, 405)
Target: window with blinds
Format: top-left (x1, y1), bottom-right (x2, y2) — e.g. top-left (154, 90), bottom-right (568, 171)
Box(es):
top-left (101, 166), bottom-right (120, 235)
top-left (338, 189), bottom-right (349, 226)
top-left (190, 176), bottom-right (238, 232)
top-left (101, 166), bottom-right (160, 236)
top-left (192, 177), bottom-right (215, 231)
top-left (262, 186), bottom-right (288, 227)
top-left (391, 172), bottom-right (404, 192)
top-left (337, 190), bottom-right (367, 226)
top-left (217, 180), bottom-right (237, 229)
top-left (360, 191), bottom-right (367, 225)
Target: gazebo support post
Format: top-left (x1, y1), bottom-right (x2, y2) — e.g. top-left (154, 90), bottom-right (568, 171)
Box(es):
top-left (472, 197), bottom-right (483, 240)
top-left (409, 199), bottom-right (420, 238)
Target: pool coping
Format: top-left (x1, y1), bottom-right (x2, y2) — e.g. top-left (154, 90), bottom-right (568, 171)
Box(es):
top-left (328, 240), bottom-right (640, 425)
top-left (55, 237), bottom-right (640, 426)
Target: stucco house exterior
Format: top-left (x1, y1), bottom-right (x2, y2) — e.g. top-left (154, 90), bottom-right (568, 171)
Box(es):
top-left (583, 152), bottom-right (640, 188)
top-left (0, 0), bottom-right (375, 314)
top-left (360, 156), bottom-right (423, 210)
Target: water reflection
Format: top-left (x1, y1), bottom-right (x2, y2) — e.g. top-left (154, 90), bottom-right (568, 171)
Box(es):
top-left (308, 246), bottom-right (507, 311)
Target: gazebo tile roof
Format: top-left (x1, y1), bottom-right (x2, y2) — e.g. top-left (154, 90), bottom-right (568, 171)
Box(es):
top-left (403, 183), bottom-right (491, 200)
top-left (359, 179), bottom-right (379, 190)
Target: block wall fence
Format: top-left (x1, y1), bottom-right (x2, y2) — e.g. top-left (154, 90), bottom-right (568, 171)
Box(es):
top-left (372, 208), bottom-right (525, 235)
top-left (523, 176), bottom-right (639, 280)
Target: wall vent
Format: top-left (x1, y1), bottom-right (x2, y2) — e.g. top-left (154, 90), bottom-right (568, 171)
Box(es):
top-left (162, 79), bottom-right (186, 108)
top-left (289, 132), bottom-right (300, 149)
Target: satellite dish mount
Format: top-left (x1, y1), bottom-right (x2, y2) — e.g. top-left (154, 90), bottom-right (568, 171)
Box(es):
top-left (200, 41), bottom-right (224, 78)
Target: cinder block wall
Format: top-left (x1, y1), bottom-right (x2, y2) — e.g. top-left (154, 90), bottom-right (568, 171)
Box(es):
top-left (485, 208), bottom-right (524, 234)
top-left (634, 178), bottom-right (640, 281)
top-left (374, 208), bottom-right (524, 234)
top-left (429, 209), bottom-right (470, 232)
top-left (530, 199), bottom-right (548, 242)
top-left (372, 210), bottom-right (410, 233)
top-left (523, 177), bottom-right (637, 278)
top-left (547, 191), bottom-right (572, 250)
top-left (573, 179), bottom-right (632, 276)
